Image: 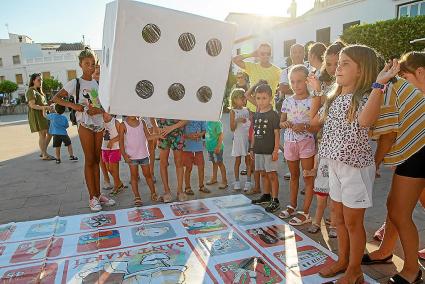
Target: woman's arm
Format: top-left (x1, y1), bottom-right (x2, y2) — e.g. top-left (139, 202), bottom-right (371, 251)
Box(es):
top-left (52, 89), bottom-right (84, 112)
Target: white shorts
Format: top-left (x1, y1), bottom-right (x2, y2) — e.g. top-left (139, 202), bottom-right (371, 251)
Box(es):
top-left (327, 159), bottom-right (375, 209)
top-left (255, 154), bottom-right (279, 173)
top-left (314, 158), bottom-right (330, 195)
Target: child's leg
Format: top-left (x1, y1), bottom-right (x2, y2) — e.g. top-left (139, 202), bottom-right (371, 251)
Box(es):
top-left (217, 161), bottom-right (228, 185)
top-left (159, 148), bottom-right (171, 193)
top-left (67, 144), bottom-right (74, 157)
top-left (173, 150), bottom-right (184, 194)
top-left (196, 152), bottom-right (205, 187)
top-left (300, 156), bottom-right (315, 214)
top-left (287, 160), bottom-right (300, 209)
top-left (55, 147), bottom-right (61, 161)
top-left (184, 165), bottom-right (193, 189)
top-left (340, 206), bottom-right (367, 280)
top-left (141, 164), bottom-right (156, 196)
top-left (148, 138), bottom-right (156, 177)
top-left (210, 161), bottom-right (218, 182)
top-left (234, 156), bottom-right (241, 181)
top-left (109, 162), bottom-right (123, 188)
top-left (267, 171), bottom-right (279, 199)
top-left (313, 195), bottom-right (327, 225)
top-left (260, 171), bottom-right (270, 194)
top-left (245, 155), bottom-right (252, 180)
top-left (129, 164), bottom-right (140, 199)
top-left (100, 158), bottom-right (111, 184)
top-left (78, 126), bottom-right (102, 199)
top-left (319, 200), bottom-right (349, 276)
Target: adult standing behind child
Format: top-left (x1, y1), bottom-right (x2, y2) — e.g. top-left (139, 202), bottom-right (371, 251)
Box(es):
top-left (44, 104), bottom-right (78, 164)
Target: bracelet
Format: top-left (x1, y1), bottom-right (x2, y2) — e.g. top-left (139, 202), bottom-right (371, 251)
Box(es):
top-left (312, 90), bottom-right (322, 97)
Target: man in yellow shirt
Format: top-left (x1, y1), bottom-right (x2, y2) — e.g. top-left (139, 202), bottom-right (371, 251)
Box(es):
top-left (232, 43), bottom-right (281, 112)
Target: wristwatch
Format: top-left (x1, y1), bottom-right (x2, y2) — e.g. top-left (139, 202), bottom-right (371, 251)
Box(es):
top-left (371, 82), bottom-right (385, 90)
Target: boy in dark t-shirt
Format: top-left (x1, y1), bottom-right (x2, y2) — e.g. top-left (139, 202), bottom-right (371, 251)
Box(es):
top-left (249, 84), bottom-right (281, 212)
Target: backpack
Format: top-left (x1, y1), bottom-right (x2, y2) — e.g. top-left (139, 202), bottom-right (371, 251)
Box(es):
top-left (69, 78), bottom-right (80, 125)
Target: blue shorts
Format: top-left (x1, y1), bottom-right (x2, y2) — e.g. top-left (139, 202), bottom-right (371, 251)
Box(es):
top-left (208, 149), bottom-right (223, 163)
top-left (130, 157), bottom-right (150, 166)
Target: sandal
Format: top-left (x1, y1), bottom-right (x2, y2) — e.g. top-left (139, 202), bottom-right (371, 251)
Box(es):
top-left (278, 205), bottom-right (297, 219)
top-left (289, 212), bottom-right (311, 226)
top-left (328, 226), bottom-right (337, 238)
top-left (41, 155), bottom-right (55, 161)
top-left (134, 197), bottom-right (143, 207)
top-left (185, 187), bottom-right (194, 195)
top-left (199, 185), bottom-right (211, 193)
top-left (308, 223), bottom-right (321, 234)
top-left (162, 192), bottom-right (173, 203)
top-left (240, 170), bottom-right (247, 175)
top-left (218, 183), bottom-right (228, 190)
top-left (245, 189), bottom-right (261, 195)
top-left (177, 192), bottom-right (188, 202)
top-left (109, 183), bottom-right (127, 196)
top-left (206, 180), bottom-right (218, 185)
top-left (388, 270), bottom-right (422, 284)
top-left (69, 155), bottom-right (78, 161)
top-left (151, 192), bottom-right (163, 202)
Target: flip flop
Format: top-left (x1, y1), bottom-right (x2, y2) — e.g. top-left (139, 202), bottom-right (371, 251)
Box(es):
top-left (218, 183), bottom-right (228, 190)
top-left (185, 187), bottom-right (195, 195)
top-left (206, 180), bottom-right (218, 185)
top-left (109, 183), bottom-right (127, 196)
top-left (199, 185), bottom-right (211, 193)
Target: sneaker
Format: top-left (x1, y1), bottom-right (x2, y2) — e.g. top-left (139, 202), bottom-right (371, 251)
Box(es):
top-left (265, 200), bottom-right (280, 213)
top-left (69, 155), bottom-right (78, 161)
top-left (243, 181), bottom-right (252, 192)
top-left (102, 182), bottom-right (113, 191)
top-left (89, 197), bottom-right (102, 212)
top-left (55, 159), bottom-right (61, 164)
top-left (284, 172), bottom-right (291, 180)
top-left (233, 181), bottom-right (241, 191)
top-left (374, 222), bottom-right (386, 242)
top-left (99, 194), bottom-right (116, 207)
top-left (252, 194), bottom-right (271, 205)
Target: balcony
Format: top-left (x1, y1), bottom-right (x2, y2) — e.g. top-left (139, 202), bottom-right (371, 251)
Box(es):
top-left (25, 54), bottom-right (77, 65)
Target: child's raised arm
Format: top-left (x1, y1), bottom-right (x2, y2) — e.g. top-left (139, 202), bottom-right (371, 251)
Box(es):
top-left (229, 109), bottom-right (237, 132)
top-left (244, 86), bottom-right (257, 106)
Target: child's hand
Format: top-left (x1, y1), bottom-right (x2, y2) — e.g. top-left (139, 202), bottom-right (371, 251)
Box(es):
top-left (280, 121), bottom-right (292, 129)
top-left (123, 154), bottom-right (131, 164)
top-left (73, 104), bottom-right (84, 112)
top-left (292, 123), bottom-right (305, 133)
top-left (249, 149), bottom-right (254, 160)
top-left (376, 59), bottom-right (400, 85)
top-left (214, 146), bottom-right (221, 154)
top-left (236, 117), bottom-right (247, 123)
top-left (107, 141), bottom-right (113, 149)
top-left (303, 168), bottom-right (317, 177)
top-left (307, 74), bottom-right (321, 92)
top-left (160, 126), bottom-right (174, 137)
top-left (272, 150), bottom-right (279, 161)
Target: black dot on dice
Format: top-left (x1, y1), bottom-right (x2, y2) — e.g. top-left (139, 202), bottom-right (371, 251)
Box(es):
top-left (206, 39), bottom-right (222, 56)
top-left (168, 83), bottom-right (185, 101)
top-left (197, 86), bottom-right (212, 103)
top-left (178, 33), bottom-right (196, 52)
top-left (142, 24), bottom-right (161, 43)
top-left (135, 80), bottom-right (154, 99)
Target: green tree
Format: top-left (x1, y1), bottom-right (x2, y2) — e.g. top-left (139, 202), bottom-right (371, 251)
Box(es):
top-left (341, 15), bottom-right (425, 59)
top-left (0, 80), bottom-right (18, 105)
top-left (42, 76), bottom-right (63, 100)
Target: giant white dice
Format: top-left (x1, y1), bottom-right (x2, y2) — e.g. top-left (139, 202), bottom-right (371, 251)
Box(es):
top-left (99, 0), bottom-right (236, 121)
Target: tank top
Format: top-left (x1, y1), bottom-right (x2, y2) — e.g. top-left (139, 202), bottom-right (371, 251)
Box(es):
top-left (124, 120), bottom-right (149, 160)
top-left (102, 117), bottom-right (120, 150)
top-left (233, 107), bottom-right (250, 137)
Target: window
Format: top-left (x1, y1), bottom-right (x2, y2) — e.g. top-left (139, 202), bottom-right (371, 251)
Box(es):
top-left (0, 76), bottom-right (5, 82)
top-left (42, 72), bottom-right (51, 79)
top-left (67, 70), bottom-right (77, 81)
top-left (316, 27), bottom-right (331, 45)
top-left (398, 1), bottom-right (425, 17)
top-left (12, 55), bottom-right (20, 65)
top-left (0, 58), bottom-right (2, 67)
top-left (236, 48), bottom-right (241, 55)
top-left (16, 74), bottom-right (23, 85)
top-left (343, 20), bottom-right (360, 32)
top-left (283, 39), bottom-right (296, 57)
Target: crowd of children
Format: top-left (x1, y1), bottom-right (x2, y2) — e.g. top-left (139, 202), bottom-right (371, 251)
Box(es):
top-left (46, 42), bottom-right (425, 284)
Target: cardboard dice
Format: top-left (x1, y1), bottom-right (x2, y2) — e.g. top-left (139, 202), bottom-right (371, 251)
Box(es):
top-left (99, 0), bottom-right (236, 121)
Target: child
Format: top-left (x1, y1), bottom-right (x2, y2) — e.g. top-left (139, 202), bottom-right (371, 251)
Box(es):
top-left (279, 65), bottom-right (316, 225)
top-left (119, 116), bottom-right (161, 207)
top-left (102, 112), bottom-right (127, 196)
top-left (206, 120), bottom-right (228, 190)
top-left (249, 84), bottom-right (281, 213)
top-left (45, 104), bottom-right (78, 164)
top-left (305, 42), bottom-right (345, 236)
top-left (183, 120), bottom-right (210, 194)
top-left (311, 45), bottom-right (388, 283)
top-left (53, 48), bottom-right (115, 212)
top-left (142, 117), bottom-right (158, 183)
top-left (229, 88), bottom-right (252, 191)
top-left (156, 118), bottom-right (188, 202)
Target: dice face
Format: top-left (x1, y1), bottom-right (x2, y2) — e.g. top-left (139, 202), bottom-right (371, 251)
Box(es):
top-left (99, 0), bottom-right (236, 121)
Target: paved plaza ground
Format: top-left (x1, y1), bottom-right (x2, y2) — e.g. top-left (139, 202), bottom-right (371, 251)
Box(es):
top-left (0, 112), bottom-right (424, 283)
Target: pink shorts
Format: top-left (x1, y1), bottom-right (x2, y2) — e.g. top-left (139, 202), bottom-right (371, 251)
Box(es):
top-left (284, 137), bottom-right (316, 161)
top-left (102, 149), bottom-right (121, 164)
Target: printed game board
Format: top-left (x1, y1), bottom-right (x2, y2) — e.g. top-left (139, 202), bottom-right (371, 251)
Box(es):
top-left (0, 194), bottom-right (377, 283)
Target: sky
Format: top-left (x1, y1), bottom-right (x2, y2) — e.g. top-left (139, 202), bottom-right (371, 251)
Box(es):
top-left (0, 0), bottom-right (315, 49)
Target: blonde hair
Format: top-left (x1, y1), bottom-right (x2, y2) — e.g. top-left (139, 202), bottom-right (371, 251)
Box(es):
top-left (399, 51), bottom-right (425, 76)
top-left (230, 88), bottom-right (246, 108)
top-left (78, 47), bottom-right (96, 63)
top-left (322, 45), bottom-right (379, 123)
